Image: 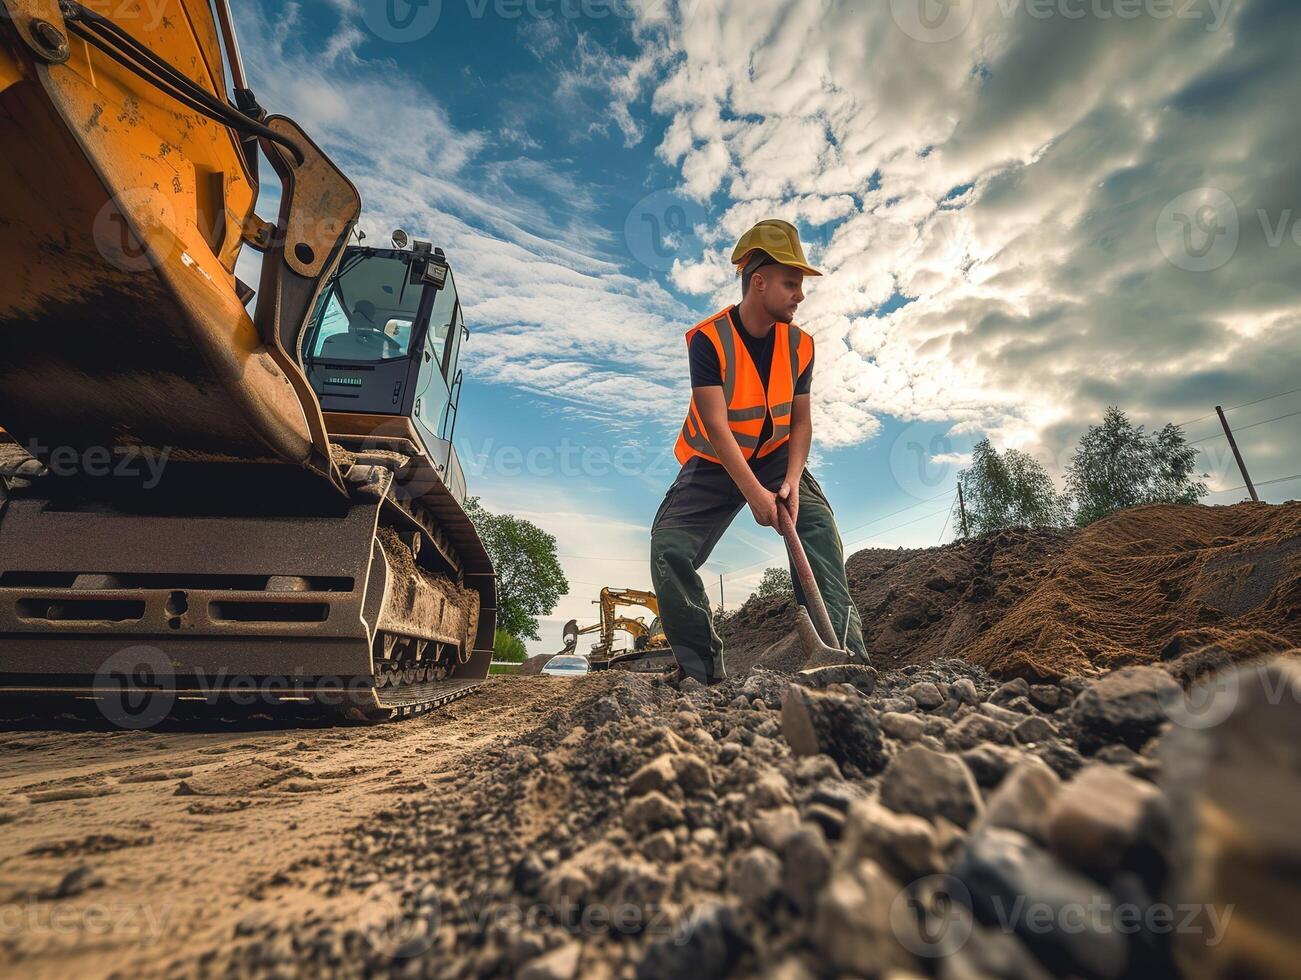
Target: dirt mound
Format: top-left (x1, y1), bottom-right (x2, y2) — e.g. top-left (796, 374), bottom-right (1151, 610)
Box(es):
top-left (720, 502), bottom-right (1301, 681)
top-left (519, 653), bottom-right (552, 676)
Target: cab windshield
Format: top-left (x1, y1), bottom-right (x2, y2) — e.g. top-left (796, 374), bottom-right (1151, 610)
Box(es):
top-left (306, 252), bottom-right (423, 362)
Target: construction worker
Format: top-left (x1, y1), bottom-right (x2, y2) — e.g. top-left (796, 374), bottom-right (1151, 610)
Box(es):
top-left (650, 219), bottom-right (868, 684)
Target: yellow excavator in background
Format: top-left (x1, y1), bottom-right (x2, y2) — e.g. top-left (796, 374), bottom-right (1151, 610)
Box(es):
top-left (0, 0), bottom-right (495, 720)
top-left (560, 588), bottom-right (676, 673)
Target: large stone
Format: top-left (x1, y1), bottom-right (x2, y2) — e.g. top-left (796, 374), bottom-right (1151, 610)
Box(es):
top-left (880, 711), bottom-right (927, 741)
top-left (1013, 716), bottom-right (1058, 745)
top-left (977, 757), bottom-right (1061, 845)
top-left (840, 797), bottom-right (944, 882)
top-left (781, 686), bottom-right (886, 774)
top-left (903, 681), bottom-right (945, 709)
top-left (731, 847), bottom-right (781, 909)
top-left (811, 860), bottom-right (918, 977)
top-left (978, 701), bottom-right (1026, 727)
top-left (748, 769), bottom-right (793, 809)
top-left (636, 902), bottom-right (748, 980)
top-left (1161, 658), bottom-right (1301, 980)
top-left (628, 755), bottom-right (677, 798)
top-left (939, 923), bottom-right (1054, 980)
top-left (624, 792), bottom-right (683, 834)
top-left (519, 941), bottom-right (581, 980)
top-left (752, 806), bottom-right (801, 851)
top-left (1067, 666), bottom-right (1180, 753)
top-left (1046, 763), bottom-right (1168, 882)
top-left (880, 745), bottom-right (983, 828)
top-left (780, 823), bottom-right (832, 912)
top-left (945, 714), bottom-right (1015, 751)
top-left (990, 677), bottom-right (1030, 706)
top-left (960, 744), bottom-right (1023, 788)
top-left (950, 678), bottom-right (980, 706)
top-left (953, 828), bottom-right (1128, 979)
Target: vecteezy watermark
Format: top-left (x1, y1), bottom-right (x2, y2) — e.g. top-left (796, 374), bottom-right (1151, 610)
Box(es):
top-left (890, 0), bottom-right (1234, 43)
top-left (1157, 188), bottom-right (1301, 273)
top-left (0, 898), bottom-right (172, 949)
top-left (624, 189), bottom-right (707, 274)
top-left (460, 436), bottom-right (679, 481)
top-left (1156, 187), bottom-right (1240, 273)
top-left (19, 440), bottom-right (171, 489)
top-left (92, 188), bottom-right (180, 274)
top-left (891, 874), bottom-right (1234, 956)
top-left (93, 645), bottom-right (177, 730)
top-left (361, 0), bottom-right (637, 43)
top-left (1, 1), bottom-right (173, 33)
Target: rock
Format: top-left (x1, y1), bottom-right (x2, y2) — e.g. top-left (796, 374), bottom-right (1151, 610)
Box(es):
top-left (960, 745), bottom-right (1022, 788)
top-left (877, 696), bottom-right (917, 713)
top-left (748, 770), bottom-right (793, 809)
top-left (1047, 763), bottom-right (1169, 885)
top-left (1067, 666), bottom-right (1180, 753)
top-left (977, 758), bottom-right (1060, 845)
top-left (628, 756), bottom-right (677, 798)
top-left (520, 940), bottom-right (581, 980)
top-left (512, 853), bottom-right (546, 896)
top-left (624, 792), bottom-right (683, 834)
top-left (797, 664), bottom-right (878, 692)
top-left (781, 686), bottom-right (886, 774)
top-left (1029, 684), bottom-right (1062, 711)
top-left (804, 803), bottom-right (845, 840)
top-left (951, 678), bottom-right (980, 706)
top-left (794, 754), bottom-right (842, 783)
top-left (1013, 716), bottom-right (1057, 745)
top-left (840, 798), bottom-right (943, 882)
top-left (752, 806), bottom-right (801, 851)
top-left (731, 847), bottom-right (781, 909)
top-left (763, 956), bottom-right (818, 980)
top-left (953, 828), bottom-right (1128, 979)
top-left (641, 829), bottom-right (677, 864)
top-left (809, 779), bottom-right (862, 813)
top-left (811, 860), bottom-right (918, 976)
top-left (939, 923), bottom-right (1054, 980)
top-left (780, 823), bottom-right (832, 912)
top-left (880, 745), bottom-right (983, 829)
top-left (903, 681), bottom-right (944, 710)
top-left (977, 702), bottom-right (1025, 727)
top-left (637, 902), bottom-right (747, 980)
top-left (50, 864), bottom-right (103, 899)
top-left (945, 713), bottom-right (1014, 751)
top-left (672, 753), bottom-right (713, 793)
top-left (1035, 741), bottom-right (1084, 779)
top-left (1004, 695), bottom-right (1037, 715)
top-left (1059, 675), bottom-right (1089, 697)
top-left (880, 711), bottom-right (927, 741)
top-left (990, 677), bottom-right (1030, 706)
top-left (679, 677), bottom-right (704, 693)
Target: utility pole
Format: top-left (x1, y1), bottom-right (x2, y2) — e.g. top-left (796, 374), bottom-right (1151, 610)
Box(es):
top-left (1216, 405), bottom-right (1259, 502)
top-left (956, 483), bottom-right (970, 538)
top-left (718, 575), bottom-right (725, 615)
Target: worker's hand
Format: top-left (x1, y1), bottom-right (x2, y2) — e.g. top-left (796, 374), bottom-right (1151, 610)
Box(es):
top-left (778, 479), bottom-right (799, 527)
top-left (745, 486), bottom-right (780, 528)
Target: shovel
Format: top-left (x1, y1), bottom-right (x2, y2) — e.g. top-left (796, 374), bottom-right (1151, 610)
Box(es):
top-left (776, 496), bottom-right (875, 685)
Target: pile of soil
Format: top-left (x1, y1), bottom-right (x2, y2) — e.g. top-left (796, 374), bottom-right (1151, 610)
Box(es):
top-left (721, 502), bottom-right (1301, 682)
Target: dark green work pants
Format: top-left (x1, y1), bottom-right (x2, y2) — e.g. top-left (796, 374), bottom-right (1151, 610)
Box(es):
top-left (649, 452), bottom-right (867, 682)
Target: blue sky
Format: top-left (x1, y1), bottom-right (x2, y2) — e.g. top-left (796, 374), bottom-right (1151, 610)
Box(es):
top-left (233, 0), bottom-right (1301, 654)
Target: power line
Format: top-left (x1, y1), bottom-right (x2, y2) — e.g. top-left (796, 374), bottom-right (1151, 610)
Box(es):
top-left (1188, 408), bottom-right (1301, 446)
top-left (841, 504), bottom-right (958, 554)
top-left (1205, 472), bottom-right (1301, 496)
top-left (720, 488), bottom-right (957, 581)
top-left (937, 495), bottom-right (957, 544)
top-left (1177, 385), bottom-right (1301, 429)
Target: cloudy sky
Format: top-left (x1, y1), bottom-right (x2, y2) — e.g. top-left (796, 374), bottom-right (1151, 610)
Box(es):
top-left (234, 0), bottom-right (1300, 654)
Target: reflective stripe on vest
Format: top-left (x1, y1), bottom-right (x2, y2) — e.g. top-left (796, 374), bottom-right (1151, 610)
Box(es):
top-left (674, 307), bottom-right (813, 465)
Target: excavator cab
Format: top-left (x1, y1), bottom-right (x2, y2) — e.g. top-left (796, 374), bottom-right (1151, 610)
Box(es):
top-left (304, 241), bottom-right (469, 501)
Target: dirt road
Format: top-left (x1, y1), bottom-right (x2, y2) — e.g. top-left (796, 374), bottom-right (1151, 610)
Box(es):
top-left (0, 676), bottom-right (587, 978)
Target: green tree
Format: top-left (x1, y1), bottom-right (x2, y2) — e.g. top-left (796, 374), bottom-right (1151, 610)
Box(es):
top-left (753, 566), bottom-right (794, 601)
top-left (1065, 406), bottom-right (1206, 526)
top-left (465, 496), bottom-right (568, 642)
top-left (958, 438), bottom-right (1070, 536)
top-left (493, 628), bottom-right (528, 663)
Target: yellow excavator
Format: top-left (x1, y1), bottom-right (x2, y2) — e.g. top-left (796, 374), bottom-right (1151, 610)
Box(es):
top-left (0, 1), bottom-right (495, 720)
top-left (560, 588), bottom-right (675, 673)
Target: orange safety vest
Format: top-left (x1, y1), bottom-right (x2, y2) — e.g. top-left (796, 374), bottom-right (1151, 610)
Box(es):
top-left (674, 307), bottom-right (814, 465)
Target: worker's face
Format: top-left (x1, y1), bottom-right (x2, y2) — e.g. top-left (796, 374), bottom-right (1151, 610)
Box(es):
top-left (756, 265), bottom-right (805, 322)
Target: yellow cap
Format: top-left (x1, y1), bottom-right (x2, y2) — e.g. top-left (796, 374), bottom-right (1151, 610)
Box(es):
top-left (731, 219), bottom-right (822, 277)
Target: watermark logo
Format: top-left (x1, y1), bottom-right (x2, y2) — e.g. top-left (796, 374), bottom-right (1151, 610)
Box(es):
top-left (625, 189), bottom-right (706, 273)
top-left (890, 0), bottom-right (976, 44)
top-left (888, 422), bottom-right (977, 500)
top-left (1156, 187), bottom-right (1239, 272)
top-left (362, 0), bottom-right (444, 42)
top-left (92, 189), bottom-right (178, 274)
top-left (93, 645), bottom-right (176, 730)
top-left (1161, 648), bottom-right (1240, 731)
top-left (890, 874), bottom-right (974, 957)
top-left (357, 884), bottom-right (441, 958)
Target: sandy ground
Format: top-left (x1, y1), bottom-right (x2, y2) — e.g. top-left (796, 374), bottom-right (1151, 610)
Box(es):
top-left (0, 677), bottom-right (578, 979)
